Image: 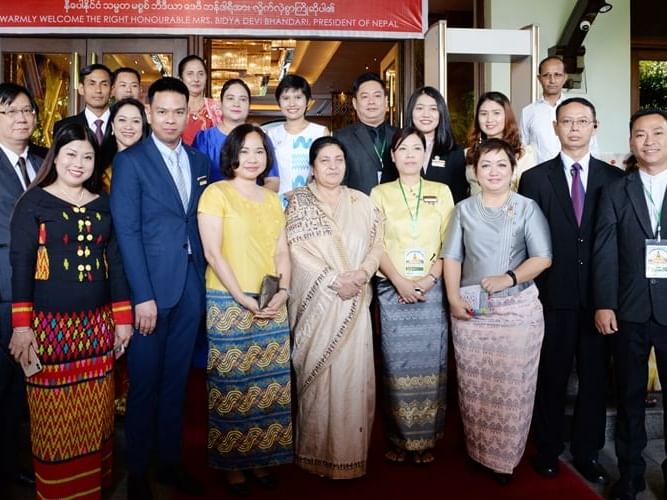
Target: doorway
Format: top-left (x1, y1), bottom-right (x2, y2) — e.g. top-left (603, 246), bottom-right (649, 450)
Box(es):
top-left (0, 37), bottom-right (187, 146)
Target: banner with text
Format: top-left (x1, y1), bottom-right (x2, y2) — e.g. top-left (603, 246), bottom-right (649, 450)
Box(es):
top-left (0, 0), bottom-right (426, 38)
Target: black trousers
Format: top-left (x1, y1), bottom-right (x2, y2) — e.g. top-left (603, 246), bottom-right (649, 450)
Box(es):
top-left (533, 308), bottom-right (610, 463)
top-left (0, 301), bottom-right (26, 483)
top-left (613, 318), bottom-right (667, 481)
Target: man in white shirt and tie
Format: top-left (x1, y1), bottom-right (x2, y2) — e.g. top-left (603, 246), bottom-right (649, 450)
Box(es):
top-left (0, 82), bottom-right (46, 494)
top-left (54, 63), bottom-right (115, 167)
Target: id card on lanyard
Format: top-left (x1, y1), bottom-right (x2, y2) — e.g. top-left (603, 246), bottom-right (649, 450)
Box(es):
top-left (643, 179), bottom-right (666, 278)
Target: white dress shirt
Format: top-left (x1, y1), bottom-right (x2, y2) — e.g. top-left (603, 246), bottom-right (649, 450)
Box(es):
top-left (84, 107), bottom-right (110, 135)
top-left (560, 152), bottom-right (591, 193)
top-left (521, 94), bottom-right (599, 164)
top-left (639, 168), bottom-right (667, 235)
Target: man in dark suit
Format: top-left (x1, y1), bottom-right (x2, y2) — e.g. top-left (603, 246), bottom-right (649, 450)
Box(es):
top-left (0, 82), bottom-right (46, 492)
top-left (519, 97), bottom-right (622, 484)
top-left (335, 72), bottom-right (397, 194)
top-left (53, 63), bottom-right (116, 167)
top-left (110, 77), bottom-right (210, 499)
top-left (593, 108), bottom-right (667, 500)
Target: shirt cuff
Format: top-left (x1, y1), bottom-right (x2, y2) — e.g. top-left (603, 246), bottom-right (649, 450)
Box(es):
top-left (12, 302), bottom-right (33, 328)
top-left (112, 301), bottom-right (133, 325)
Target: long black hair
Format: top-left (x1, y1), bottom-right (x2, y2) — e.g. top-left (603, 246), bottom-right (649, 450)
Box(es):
top-left (405, 86), bottom-right (455, 153)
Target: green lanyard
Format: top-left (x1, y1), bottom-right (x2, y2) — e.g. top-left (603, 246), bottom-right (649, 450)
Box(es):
top-left (398, 178), bottom-right (422, 237)
top-left (642, 180), bottom-right (662, 241)
top-left (373, 138), bottom-right (386, 170)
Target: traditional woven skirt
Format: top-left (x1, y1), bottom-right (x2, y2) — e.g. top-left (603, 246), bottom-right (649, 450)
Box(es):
top-left (206, 290), bottom-right (293, 470)
top-left (377, 279), bottom-right (448, 451)
top-left (452, 284), bottom-right (544, 474)
top-left (28, 305), bottom-right (115, 500)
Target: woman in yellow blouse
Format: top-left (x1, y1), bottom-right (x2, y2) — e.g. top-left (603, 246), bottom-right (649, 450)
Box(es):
top-left (370, 127), bottom-right (455, 465)
top-left (197, 123), bottom-right (292, 495)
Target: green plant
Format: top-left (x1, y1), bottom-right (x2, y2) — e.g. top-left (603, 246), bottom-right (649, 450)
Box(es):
top-left (639, 60), bottom-right (667, 110)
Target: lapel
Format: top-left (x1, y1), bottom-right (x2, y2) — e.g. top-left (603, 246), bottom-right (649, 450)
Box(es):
top-left (143, 138), bottom-right (187, 213)
top-left (579, 158), bottom-right (604, 231)
top-left (546, 157), bottom-right (578, 228)
top-left (183, 146), bottom-right (203, 214)
top-left (626, 170), bottom-right (655, 238)
top-left (0, 149), bottom-right (24, 197)
top-left (352, 122), bottom-right (381, 168)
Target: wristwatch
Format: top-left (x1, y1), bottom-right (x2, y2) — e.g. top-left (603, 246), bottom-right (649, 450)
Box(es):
top-left (428, 273), bottom-right (439, 284)
top-left (505, 270), bottom-right (517, 287)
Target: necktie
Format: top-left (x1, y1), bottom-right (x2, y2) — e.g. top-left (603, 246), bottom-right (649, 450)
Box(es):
top-left (17, 157), bottom-right (31, 190)
top-left (570, 162), bottom-right (585, 226)
top-left (170, 150), bottom-right (189, 210)
top-left (94, 119), bottom-right (104, 146)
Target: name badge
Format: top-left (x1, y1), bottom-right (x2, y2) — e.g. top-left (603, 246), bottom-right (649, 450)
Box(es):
top-left (197, 175), bottom-right (208, 186)
top-left (646, 239), bottom-right (667, 278)
top-left (422, 195), bottom-right (438, 204)
top-left (405, 248), bottom-right (426, 277)
top-left (431, 156), bottom-right (446, 168)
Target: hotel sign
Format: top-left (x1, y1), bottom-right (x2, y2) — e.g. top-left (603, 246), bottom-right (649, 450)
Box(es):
top-left (0, 0), bottom-right (426, 38)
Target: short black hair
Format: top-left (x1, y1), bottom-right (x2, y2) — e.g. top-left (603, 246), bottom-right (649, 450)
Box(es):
top-left (220, 78), bottom-right (251, 103)
top-left (472, 138), bottom-right (517, 173)
top-left (32, 123), bottom-right (102, 193)
top-left (538, 55), bottom-right (565, 75)
top-left (629, 108), bottom-right (667, 132)
top-left (556, 97), bottom-right (597, 121)
top-left (275, 74), bottom-right (312, 101)
top-left (112, 67), bottom-right (141, 86)
top-left (147, 77), bottom-right (189, 105)
top-left (309, 136), bottom-right (347, 167)
top-left (178, 54), bottom-right (206, 79)
top-left (220, 123), bottom-right (274, 182)
top-left (0, 82), bottom-right (39, 115)
top-left (80, 63), bottom-right (112, 83)
top-left (352, 72), bottom-right (386, 96)
top-left (109, 97), bottom-right (150, 140)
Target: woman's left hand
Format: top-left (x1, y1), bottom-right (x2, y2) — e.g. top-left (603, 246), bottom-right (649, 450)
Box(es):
top-left (255, 290), bottom-right (288, 320)
top-left (114, 324), bottom-right (133, 357)
top-left (481, 274), bottom-right (514, 294)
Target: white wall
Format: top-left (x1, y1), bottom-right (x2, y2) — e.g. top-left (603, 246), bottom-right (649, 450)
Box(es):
top-left (484, 0), bottom-right (631, 157)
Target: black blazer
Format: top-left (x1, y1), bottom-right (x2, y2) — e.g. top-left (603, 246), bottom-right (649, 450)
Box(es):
top-left (335, 121), bottom-right (397, 195)
top-left (422, 145), bottom-right (468, 203)
top-left (54, 111), bottom-right (116, 168)
top-left (518, 155), bottom-right (623, 310)
top-left (593, 169), bottom-right (667, 325)
top-left (0, 144), bottom-right (45, 303)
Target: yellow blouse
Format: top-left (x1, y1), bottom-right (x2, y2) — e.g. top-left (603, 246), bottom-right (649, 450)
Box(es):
top-left (370, 179), bottom-right (454, 279)
top-left (198, 181), bottom-right (285, 293)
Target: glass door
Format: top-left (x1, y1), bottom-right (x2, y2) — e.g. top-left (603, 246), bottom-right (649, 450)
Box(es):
top-left (87, 38), bottom-right (188, 100)
top-left (0, 38), bottom-right (86, 147)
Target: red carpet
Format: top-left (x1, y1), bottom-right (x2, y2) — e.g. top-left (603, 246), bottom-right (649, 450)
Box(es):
top-left (178, 369), bottom-right (601, 500)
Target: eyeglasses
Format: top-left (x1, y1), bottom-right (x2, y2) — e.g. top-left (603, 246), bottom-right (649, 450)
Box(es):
top-left (558, 118), bottom-right (595, 128)
top-left (0, 108), bottom-right (36, 119)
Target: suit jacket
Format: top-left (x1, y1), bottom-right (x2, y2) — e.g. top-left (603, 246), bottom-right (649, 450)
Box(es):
top-left (518, 155), bottom-right (623, 310)
top-left (335, 121), bottom-right (397, 195)
top-left (422, 145), bottom-right (468, 203)
top-left (54, 111), bottom-right (116, 168)
top-left (593, 169), bottom-right (667, 325)
top-left (110, 137), bottom-right (210, 309)
top-left (0, 144), bottom-right (45, 303)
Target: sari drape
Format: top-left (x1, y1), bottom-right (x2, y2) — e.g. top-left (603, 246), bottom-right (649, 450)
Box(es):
top-left (287, 184), bottom-right (383, 479)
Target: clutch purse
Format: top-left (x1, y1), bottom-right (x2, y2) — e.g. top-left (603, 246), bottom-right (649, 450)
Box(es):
top-left (258, 274), bottom-right (281, 309)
